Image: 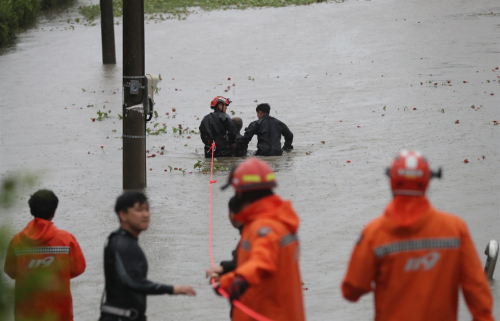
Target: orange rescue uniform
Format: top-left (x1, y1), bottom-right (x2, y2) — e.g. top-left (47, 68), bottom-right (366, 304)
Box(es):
top-left (342, 196), bottom-right (493, 321)
top-left (4, 218), bottom-right (86, 321)
top-left (219, 194), bottom-right (305, 321)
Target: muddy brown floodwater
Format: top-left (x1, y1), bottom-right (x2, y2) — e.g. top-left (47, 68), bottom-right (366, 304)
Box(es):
top-left (1, 0), bottom-right (499, 319)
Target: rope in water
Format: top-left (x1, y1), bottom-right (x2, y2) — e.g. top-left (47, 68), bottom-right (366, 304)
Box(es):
top-left (207, 143), bottom-right (273, 321)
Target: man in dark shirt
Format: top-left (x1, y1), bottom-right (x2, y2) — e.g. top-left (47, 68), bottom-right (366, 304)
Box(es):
top-left (199, 96), bottom-right (238, 158)
top-left (243, 103), bottom-right (293, 156)
top-left (205, 196), bottom-right (243, 281)
top-left (231, 117), bottom-right (248, 157)
top-left (100, 192), bottom-right (196, 321)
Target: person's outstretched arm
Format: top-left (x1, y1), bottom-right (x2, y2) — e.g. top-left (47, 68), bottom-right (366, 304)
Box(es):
top-left (205, 250), bottom-right (236, 282)
top-left (280, 122), bottom-right (293, 150)
top-left (115, 251), bottom-right (195, 296)
top-left (242, 120), bottom-right (259, 144)
top-left (220, 249), bottom-right (237, 274)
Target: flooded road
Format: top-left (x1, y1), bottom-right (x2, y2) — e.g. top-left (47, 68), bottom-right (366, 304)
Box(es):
top-left (1, 0), bottom-right (499, 319)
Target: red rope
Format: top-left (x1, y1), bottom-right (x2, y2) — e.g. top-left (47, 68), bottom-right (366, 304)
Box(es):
top-left (208, 143), bottom-right (216, 267)
top-left (207, 143), bottom-right (273, 321)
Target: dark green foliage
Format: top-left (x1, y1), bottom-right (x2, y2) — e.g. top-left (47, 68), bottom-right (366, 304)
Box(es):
top-left (0, 0), bottom-right (18, 46)
top-left (0, 0), bottom-right (73, 47)
top-left (40, 0), bottom-right (73, 10)
top-left (14, 0), bottom-right (41, 28)
top-left (79, 0), bottom-right (322, 21)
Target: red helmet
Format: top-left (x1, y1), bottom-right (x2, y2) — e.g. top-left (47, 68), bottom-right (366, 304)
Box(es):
top-left (221, 157), bottom-right (277, 193)
top-left (388, 150), bottom-right (432, 196)
top-left (210, 96), bottom-right (231, 109)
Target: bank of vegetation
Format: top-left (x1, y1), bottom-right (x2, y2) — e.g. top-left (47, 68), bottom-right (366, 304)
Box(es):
top-left (1, 0), bottom-right (333, 47)
top-left (79, 0), bottom-right (332, 22)
top-left (0, 0), bottom-right (73, 47)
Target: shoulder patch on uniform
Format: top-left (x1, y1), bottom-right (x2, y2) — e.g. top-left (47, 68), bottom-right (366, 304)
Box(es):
top-left (257, 226), bottom-right (272, 237)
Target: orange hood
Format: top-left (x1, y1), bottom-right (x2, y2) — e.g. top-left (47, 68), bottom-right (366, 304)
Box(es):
top-left (236, 194), bottom-right (299, 234)
top-left (20, 218), bottom-right (58, 245)
top-left (384, 195), bottom-right (432, 227)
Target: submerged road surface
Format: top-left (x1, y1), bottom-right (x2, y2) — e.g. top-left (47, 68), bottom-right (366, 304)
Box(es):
top-left (1, 0), bottom-right (499, 319)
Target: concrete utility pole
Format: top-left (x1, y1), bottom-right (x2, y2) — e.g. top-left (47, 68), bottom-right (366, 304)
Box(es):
top-left (122, 0), bottom-right (146, 190)
top-left (100, 0), bottom-right (116, 64)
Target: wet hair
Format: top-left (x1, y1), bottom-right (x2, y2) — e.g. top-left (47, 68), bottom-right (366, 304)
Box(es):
top-left (256, 103), bottom-right (270, 115)
top-left (232, 117), bottom-right (243, 132)
top-left (28, 189), bottom-right (59, 220)
top-left (239, 189), bottom-right (274, 205)
top-left (114, 192), bottom-right (148, 215)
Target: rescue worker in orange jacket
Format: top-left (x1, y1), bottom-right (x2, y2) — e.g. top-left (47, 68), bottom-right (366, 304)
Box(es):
top-left (341, 150), bottom-right (494, 321)
top-left (4, 189), bottom-right (86, 321)
top-left (216, 157), bottom-right (305, 321)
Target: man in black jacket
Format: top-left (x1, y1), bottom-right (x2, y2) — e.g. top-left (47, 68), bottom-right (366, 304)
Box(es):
top-left (243, 103), bottom-right (293, 156)
top-left (100, 192), bottom-right (196, 321)
top-left (200, 96), bottom-right (238, 158)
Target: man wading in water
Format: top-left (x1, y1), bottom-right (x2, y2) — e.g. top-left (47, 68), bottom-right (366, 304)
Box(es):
top-left (242, 103), bottom-right (293, 156)
top-left (200, 96), bottom-right (238, 158)
top-left (100, 192), bottom-right (196, 321)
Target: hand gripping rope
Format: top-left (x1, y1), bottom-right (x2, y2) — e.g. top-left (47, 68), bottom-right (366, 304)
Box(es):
top-left (207, 143), bottom-right (273, 321)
